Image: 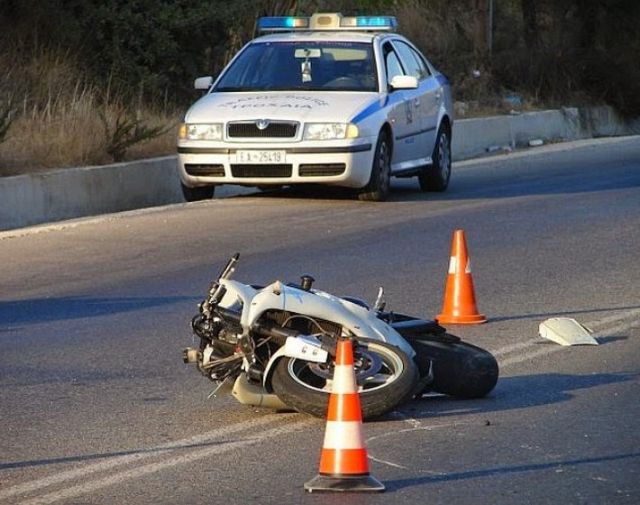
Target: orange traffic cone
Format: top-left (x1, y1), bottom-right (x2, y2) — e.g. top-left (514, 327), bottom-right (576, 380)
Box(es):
top-left (304, 338), bottom-right (385, 493)
top-left (436, 229), bottom-right (487, 324)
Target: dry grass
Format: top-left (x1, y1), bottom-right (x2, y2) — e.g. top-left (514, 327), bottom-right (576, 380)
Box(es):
top-left (0, 47), bottom-right (177, 177)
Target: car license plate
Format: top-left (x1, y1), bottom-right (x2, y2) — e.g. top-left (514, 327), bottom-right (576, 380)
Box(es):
top-left (236, 150), bottom-right (286, 164)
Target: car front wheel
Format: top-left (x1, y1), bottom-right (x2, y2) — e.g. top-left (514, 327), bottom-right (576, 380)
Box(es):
top-left (181, 183), bottom-right (215, 202)
top-left (419, 126), bottom-right (451, 192)
top-left (358, 131), bottom-right (391, 202)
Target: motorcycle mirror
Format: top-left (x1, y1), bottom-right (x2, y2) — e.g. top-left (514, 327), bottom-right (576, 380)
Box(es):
top-left (373, 286), bottom-right (386, 312)
top-left (300, 275), bottom-right (315, 291)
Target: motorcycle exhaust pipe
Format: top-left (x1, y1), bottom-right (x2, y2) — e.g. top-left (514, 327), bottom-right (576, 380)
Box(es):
top-left (183, 347), bottom-right (202, 364)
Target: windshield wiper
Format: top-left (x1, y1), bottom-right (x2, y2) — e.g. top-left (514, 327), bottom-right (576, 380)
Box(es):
top-left (215, 86), bottom-right (264, 92)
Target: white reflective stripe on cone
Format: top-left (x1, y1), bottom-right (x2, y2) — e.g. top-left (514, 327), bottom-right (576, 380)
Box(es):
top-left (332, 365), bottom-right (357, 393)
top-left (322, 421), bottom-right (365, 449)
top-left (448, 256), bottom-right (457, 274)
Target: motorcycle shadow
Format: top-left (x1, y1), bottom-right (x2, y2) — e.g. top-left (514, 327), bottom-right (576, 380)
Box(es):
top-left (400, 371), bottom-right (636, 420)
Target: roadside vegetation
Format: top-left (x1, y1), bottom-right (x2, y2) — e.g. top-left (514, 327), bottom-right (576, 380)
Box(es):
top-left (0, 0), bottom-right (637, 176)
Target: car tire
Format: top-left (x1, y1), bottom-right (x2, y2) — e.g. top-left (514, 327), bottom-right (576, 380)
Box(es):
top-left (410, 336), bottom-right (499, 398)
top-left (181, 183), bottom-right (215, 202)
top-left (419, 125), bottom-right (451, 192)
top-left (358, 131), bottom-right (391, 202)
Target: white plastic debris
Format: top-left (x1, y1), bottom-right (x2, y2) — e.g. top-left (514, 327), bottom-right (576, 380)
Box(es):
top-left (539, 318), bottom-right (599, 346)
top-left (529, 139), bottom-right (544, 147)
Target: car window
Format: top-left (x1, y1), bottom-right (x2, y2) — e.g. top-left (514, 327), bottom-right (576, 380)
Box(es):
top-left (215, 41), bottom-right (377, 92)
top-left (393, 41), bottom-right (430, 80)
top-left (383, 43), bottom-right (405, 85)
top-left (409, 46), bottom-right (431, 78)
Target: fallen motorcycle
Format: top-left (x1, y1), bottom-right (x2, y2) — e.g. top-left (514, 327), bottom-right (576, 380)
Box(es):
top-left (183, 254), bottom-right (499, 420)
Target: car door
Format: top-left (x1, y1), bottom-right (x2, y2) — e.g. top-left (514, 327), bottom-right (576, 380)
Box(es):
top-left (381, 42), bottom-right (414, 169)
top-left (391, 40), bottom-right (438, 165)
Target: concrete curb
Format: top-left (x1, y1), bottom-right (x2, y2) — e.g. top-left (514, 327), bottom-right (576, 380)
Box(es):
top-left (452, 105), bottom-right (640, 160)
top-left (1, 105), bottom-right (638, 231)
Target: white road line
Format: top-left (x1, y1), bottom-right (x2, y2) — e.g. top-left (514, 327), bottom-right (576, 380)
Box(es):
top-left (492, 340), bottom-right (538, 358)
top-left (0, 414), bottom-right (294, 501)
top-left (19, 418), bottom-right (315, 505)
top-left (583, 308), bottom-right (640, 330)
top-left (500, 345), bottom-right (567, 368)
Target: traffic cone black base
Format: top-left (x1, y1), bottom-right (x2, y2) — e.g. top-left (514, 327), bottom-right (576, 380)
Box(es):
top-left (304, 474), bottom-right (385, 493)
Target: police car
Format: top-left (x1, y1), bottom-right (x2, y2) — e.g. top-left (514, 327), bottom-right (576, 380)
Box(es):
top-left (177, 13), bottom-right (453, 201)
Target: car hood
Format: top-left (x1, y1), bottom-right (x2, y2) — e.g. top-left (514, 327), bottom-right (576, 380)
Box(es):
top-left (185, 91), bottom-right (379, 123)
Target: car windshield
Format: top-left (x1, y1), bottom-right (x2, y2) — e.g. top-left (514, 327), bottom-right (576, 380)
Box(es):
top-left (214, 41), bottom-right (378, 92)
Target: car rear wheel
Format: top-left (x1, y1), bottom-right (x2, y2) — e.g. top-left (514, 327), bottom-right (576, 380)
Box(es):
top-left (358, 131), bottom-right (391, 202)
top-left (419, 126), bottom-right (451, 192)
top-left (181, 183), bottom-right (215, 202)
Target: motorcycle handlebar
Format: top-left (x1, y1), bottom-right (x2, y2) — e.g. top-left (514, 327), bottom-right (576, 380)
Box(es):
top-left (218, 253), bottom-right (240, 281)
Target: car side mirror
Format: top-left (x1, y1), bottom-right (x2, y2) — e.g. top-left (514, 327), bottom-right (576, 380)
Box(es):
top-left (194, 76), bottom-right (214, 90)
top-left (389, 75), bottom-right (418, 91)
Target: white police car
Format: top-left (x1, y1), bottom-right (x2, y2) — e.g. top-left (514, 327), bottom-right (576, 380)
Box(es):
top-left (177, 13), bottom-right (453, 201)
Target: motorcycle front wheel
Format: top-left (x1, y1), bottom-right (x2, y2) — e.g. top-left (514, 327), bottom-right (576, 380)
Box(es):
top-left (270, 338), bottom-right (419, 420)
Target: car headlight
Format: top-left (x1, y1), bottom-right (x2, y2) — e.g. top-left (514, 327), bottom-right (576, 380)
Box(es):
top-left (303, 123), bottom-right (359, 140)
top-left (178, 123), bottom-right (223, 141)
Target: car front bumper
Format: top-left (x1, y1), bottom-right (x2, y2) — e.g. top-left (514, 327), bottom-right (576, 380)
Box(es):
top-left (177, 140), bottom-right (375, 189)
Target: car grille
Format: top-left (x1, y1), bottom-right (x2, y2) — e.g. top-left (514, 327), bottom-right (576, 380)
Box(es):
top-left (230, 164), bottom-right (292, 178)
top-left (299, 163), bottom-right (346, 177)
top-left (227, 121), bottom-right (298, 138)
top-left (184, 164), bottom-right (225, 177)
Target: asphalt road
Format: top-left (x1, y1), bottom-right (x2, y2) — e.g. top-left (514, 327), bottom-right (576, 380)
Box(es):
top-left (1, 136), bottom-right (639, 504)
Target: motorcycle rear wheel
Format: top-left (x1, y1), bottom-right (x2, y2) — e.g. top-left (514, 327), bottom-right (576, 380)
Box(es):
top-left (270, 338), bottom-right (419, 420)
top-left (410, 336), bottom-right (499, 398)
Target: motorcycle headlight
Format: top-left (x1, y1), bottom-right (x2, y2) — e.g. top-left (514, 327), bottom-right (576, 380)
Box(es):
top-left (178, 123), bottom-right (223, 141)
top-left (303, 123), bottom-right (359, 140)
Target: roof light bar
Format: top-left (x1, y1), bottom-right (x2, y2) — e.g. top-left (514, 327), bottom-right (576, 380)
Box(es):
top-left (257, 13), bottom-right (397, 33)
top-left (257, 16), bottom-right (309, 32)
top-left (342, 16), bottom-right (398, 30)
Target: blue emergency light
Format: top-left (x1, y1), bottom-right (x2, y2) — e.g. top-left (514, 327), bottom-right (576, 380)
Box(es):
top-left (257, 13), bottom-right (397, 33)
top-left (348, 16), bottom-right (398, 29)
top-left (257, 16), bottom-right (309, 32)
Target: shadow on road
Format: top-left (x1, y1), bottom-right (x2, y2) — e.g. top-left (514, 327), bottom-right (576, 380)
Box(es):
top-left (229, 143), bottom-right (640, 203)
top-left (405, 372), bottom-right (637, 419)
top-left (489, 304), bottom-right (640, 323)
top-left (384, 451), bottom-right (640, 490)
top-left (0, 295), bottom-right (198, 327)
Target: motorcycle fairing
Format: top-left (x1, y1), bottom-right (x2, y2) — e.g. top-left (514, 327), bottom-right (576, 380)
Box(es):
top-left (219, 279), bottom-right (415, 358)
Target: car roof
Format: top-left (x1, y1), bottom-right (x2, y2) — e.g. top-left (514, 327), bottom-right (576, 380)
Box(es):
top-left (252, 31), bottom-right (385, 44)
